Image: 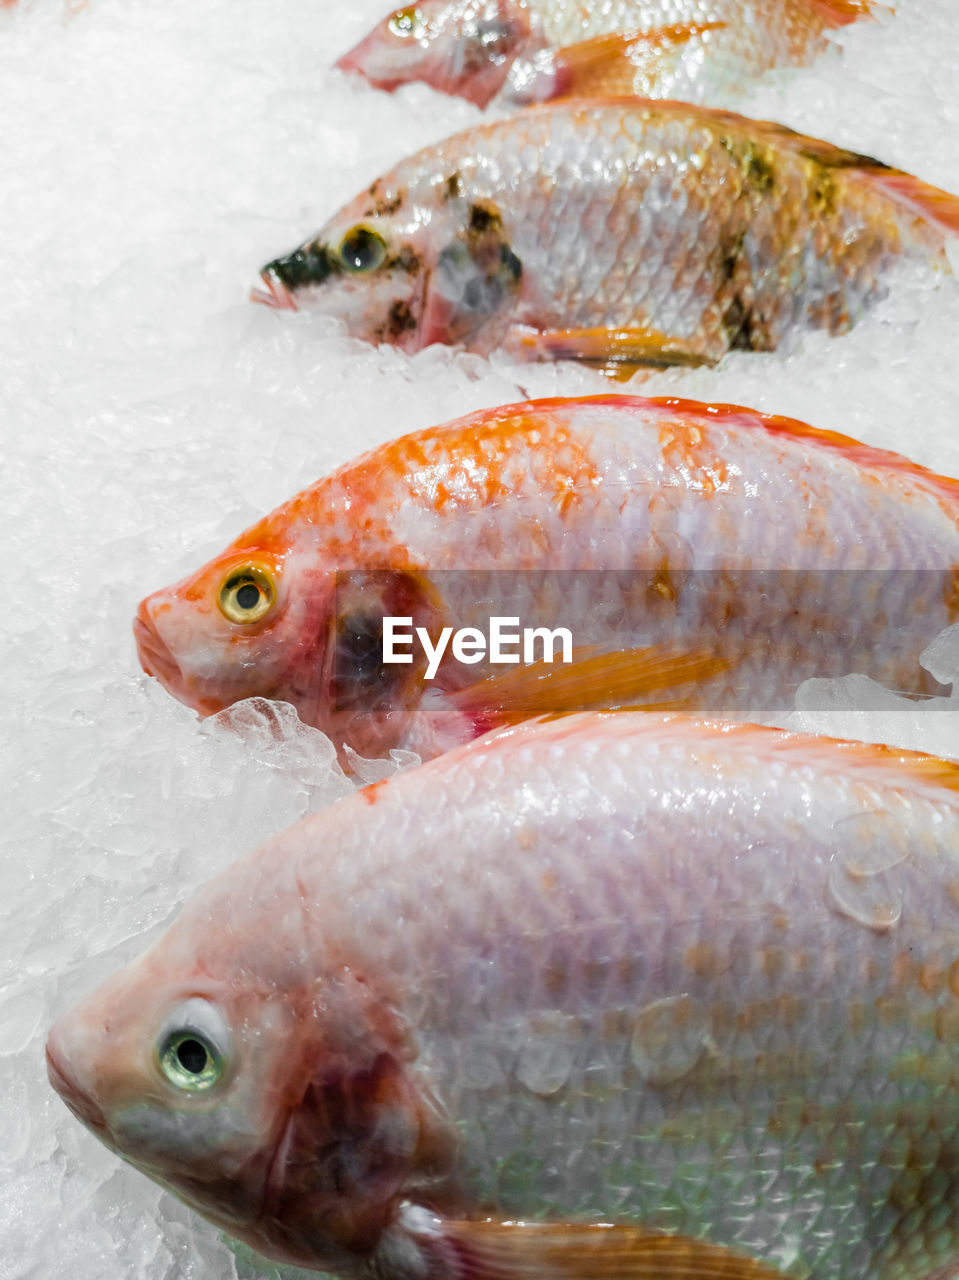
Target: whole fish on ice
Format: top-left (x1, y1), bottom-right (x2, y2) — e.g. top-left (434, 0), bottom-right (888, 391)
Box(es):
top-left (254, 99), bottom-right (959, 371)
top-left (337, 0), bottom-right (880, 108)
top-left (46, 711), bottom-right (959, 1279)
top-left (135, 395), bottom-right (959, 759)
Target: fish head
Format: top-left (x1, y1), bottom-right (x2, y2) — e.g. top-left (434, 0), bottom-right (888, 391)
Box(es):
top-left (136, 527), bottom-right (446, 755)
top-left (335, 0), bottom-right (531, 107)
top-left (46, 864), bottom-right (456, 1271)
top-left (44, 906), bottom-right (307, 1249)
top-left (255, 182), bottom-right (524, 356)
top-left (135, 540), bottom-right (324, 717)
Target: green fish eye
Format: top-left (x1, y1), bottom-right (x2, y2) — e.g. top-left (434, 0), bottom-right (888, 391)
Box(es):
top-left (337, 225), bottom-right (388, 273)
top-left (158, 1031), bottom-right (224, 1092)
top-left (388, 6), bottom-right (422, 37)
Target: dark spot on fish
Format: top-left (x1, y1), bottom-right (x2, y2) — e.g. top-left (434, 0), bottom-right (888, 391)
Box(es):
top-left (744, 148), bottom-right (774, 195)
top-left (500, 244), bottom-right (522, 282)
top-left (718, 231), bottom-right (745, 282)
top-left (445, 172), bottom-right (463, 201)
top-left (267, 244), bottom-right (337, 289)
top-left (385, 299), bottom-right (417, 338)
top-left (722, 295), bottom-right (772, 353)
top-left (810, 169), bottom-right (839, 217)
top-left (330, 610), bottom-right (403, 711)
top-left (366, 181), bottom-right (404, 217)
top-left (391, 245), bottom-right (421, 274)
top-left (468, 202), bottom-right (501, 233)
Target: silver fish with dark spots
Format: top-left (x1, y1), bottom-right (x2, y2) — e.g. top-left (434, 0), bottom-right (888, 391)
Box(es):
top-left (253, 98), bottom-right (959, 373)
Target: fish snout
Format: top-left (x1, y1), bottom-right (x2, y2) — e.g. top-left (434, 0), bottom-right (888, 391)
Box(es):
top-left (46, 1027), bottom-right (108, 1135)
top-left (134, 597), bottom-right (184, 692)
top-left (333, 41), bottom-right (405, 92)
top-left (250, 266), bottom-right (299, 311)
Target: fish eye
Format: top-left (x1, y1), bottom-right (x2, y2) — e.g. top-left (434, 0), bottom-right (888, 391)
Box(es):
top-left (156, 999), bottom-right (231, 1094)
top-left (159, 1032), bottom-right (223, 1091)
top-left (388, 6), bottom-right (422, 37)
top-left (337, 226), bottom-right (388, 274)
top-left (218, 564), bottom-right (276, 625)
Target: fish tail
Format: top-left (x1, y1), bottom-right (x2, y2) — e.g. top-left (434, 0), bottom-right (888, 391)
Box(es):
top-left (863, 169), bottom-right (959, 245)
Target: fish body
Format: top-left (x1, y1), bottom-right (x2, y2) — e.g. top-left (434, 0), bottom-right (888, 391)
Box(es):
top-left (135, 395), bottom-right (959, 759)
top-left (46, 712), bottom-right (959, 1279)
top-left (336, 0), bottom-right (878, 107)
top-left (255, 100), bottom-right (959, 371)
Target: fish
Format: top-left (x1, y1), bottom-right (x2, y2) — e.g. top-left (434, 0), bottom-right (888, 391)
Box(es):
top-left (252, 99), bottom-right (959, 372)
top-left (134, 394), bottom-right (959, 760)
top-left (46, 710), bottom-right (959, 1279)
top-left (335, 0), bottom-right (880, 109)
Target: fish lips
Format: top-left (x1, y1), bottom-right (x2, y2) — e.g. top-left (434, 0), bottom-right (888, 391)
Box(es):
top-left (134, 600), bottom-right (185, 693)
top-left (251, 267), bottom-right (298, 311)
top-left (134, 601), bottom-right (224, 716)
top-left (46, 1037), bottom-right (109, 1136)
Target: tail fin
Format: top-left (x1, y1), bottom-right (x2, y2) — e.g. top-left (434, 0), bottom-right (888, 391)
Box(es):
top-left (805, 0), bottom-right (887, 28)
top-left (864, 169), bottom-right (959, 242)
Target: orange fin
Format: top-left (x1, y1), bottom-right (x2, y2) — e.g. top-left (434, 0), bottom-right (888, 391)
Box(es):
top-left (862, 169), bottom-right (959, 241)
top-left (511, 325), bottom-right (719, 373)
top-left (549, 25), bottom-right (725, 99)
top-left (640, 396), bottom-right (959, 509)
top-left (804, 0), bottom-right (886, 27)
top-left (452, 643), bottom-right (730, 731)
top-left (428, 1219), bottom-right (787, 1280)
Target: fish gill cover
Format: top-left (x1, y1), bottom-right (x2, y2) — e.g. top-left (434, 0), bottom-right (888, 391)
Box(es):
top-left (2, 0), bottom-right (959, 1276)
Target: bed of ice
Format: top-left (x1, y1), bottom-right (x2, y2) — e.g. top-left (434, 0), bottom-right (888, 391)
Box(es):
top-left (3, 0), bottom-right (959, 1275)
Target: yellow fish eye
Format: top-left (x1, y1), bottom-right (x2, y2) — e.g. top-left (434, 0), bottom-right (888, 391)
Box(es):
top-left (388, 6), bottom-right (422, 37)
top-left (218, 564), bottom-right (276, 624)
top-left (158, 1030), bottom-right (224, 1092)
top-left (337, 225), bottom-right (388, 274)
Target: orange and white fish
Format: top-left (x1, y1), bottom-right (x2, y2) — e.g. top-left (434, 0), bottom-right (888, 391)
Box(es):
top-left (254, 99), bottom-right (959, 372)
top-left (336, 0), bottom-right (879, 108)
top-left (135, 395), bottom-right (959, 759)
top-left (46, 711), bottom-right (959, 1279)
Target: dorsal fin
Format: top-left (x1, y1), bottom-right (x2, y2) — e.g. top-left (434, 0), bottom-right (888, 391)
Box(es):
top-left (803, 0), bottom-right (886, 28)
top-left (467, 712), bottom-right (959, 806)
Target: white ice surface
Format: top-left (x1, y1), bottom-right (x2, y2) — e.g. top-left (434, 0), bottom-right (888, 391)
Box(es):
top-left (2, 0), bottom-right (959, 1275)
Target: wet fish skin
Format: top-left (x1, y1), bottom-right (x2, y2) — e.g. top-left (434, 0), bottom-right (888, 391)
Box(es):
top-left (255, 100), bottom-right (959, 370)
top-left (134, 395), bottom-right (959, 758)
top-left (336, 0), bottom-right (878, 107)
top-left (46, 712), bottom-right (959, 1278)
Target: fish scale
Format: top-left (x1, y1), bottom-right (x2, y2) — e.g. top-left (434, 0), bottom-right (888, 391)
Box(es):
top-left (45, 713), bottom-right (959, 1278)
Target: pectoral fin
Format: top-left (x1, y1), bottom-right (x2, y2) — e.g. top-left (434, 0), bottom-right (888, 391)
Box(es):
top-left (549, 25), bottom-right (726, 100)
top-left (509, 325), bottom-right (719, 374)
top-left (452, 643), bottom-right (730, 733)
top-left (413, 1218), bottom-right (787, 1280)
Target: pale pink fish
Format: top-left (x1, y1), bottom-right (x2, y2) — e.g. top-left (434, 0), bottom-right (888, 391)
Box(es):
top-left (253, 100), bottom-right (959, 372)
top-left (336, 0), bottom-right (880, 108)
top-left (46, 711), bottom-right (959, 1279)
top-left (134, 395), bottom-right (959, 760)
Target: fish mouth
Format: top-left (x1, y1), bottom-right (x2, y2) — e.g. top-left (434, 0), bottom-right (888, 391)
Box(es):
top-left (134, 600), bottom-right (184, 691)
top-left (251, 268), bottom-right (298, 311)
top-left (46, 1040), bottom-right (108, 1136)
